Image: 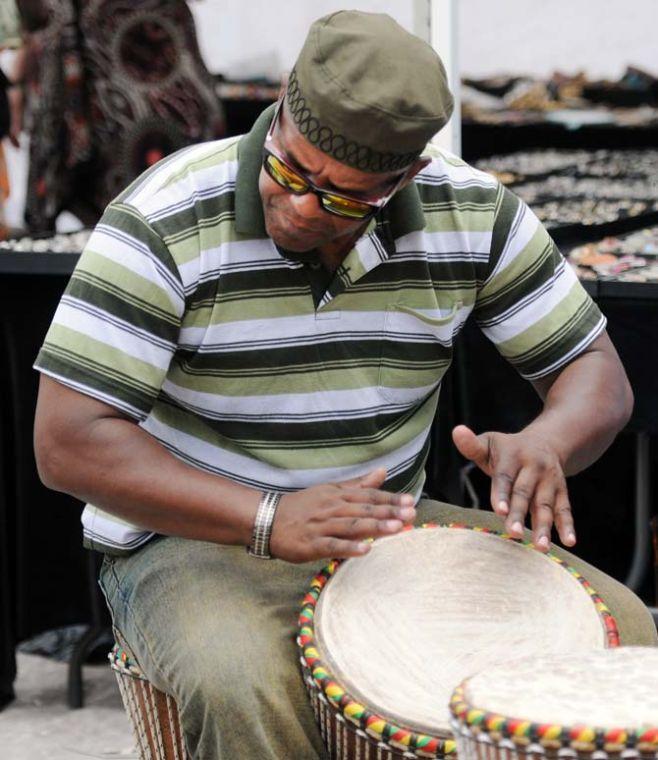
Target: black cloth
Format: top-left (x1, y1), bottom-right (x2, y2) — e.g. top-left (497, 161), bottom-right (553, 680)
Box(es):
top-left (0, 69), bottom-right (10, 139)
top-left (0, 273), bottom-right (94, 710)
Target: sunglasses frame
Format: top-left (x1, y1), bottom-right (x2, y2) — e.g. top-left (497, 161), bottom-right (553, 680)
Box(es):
top-left (263, 98), bottom-right (410, 220)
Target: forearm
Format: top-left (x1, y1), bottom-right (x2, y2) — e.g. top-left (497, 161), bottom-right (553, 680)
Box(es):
top-left (38, 415), bottom-right (260, 546)
top-left (526, 345), bottom-right (633, 476)
top-left (10, 44), bottom-right (26, 84)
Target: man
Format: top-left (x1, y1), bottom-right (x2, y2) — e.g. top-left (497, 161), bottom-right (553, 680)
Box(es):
top-left (33, 11), bottom-right (655, 760)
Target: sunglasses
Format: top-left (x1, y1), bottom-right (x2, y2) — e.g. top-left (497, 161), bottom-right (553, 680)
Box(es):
top-left (263, 99), bottom-right (409, 220)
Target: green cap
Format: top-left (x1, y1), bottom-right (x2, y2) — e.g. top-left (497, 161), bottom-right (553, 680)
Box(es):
top-left (286, 10), bottom-right (454, 174)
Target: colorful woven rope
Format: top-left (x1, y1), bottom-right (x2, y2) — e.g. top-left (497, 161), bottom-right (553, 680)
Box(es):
top-left (109, 644), bottom-right (146, 679)
top-left (297, 522), bottom-right (621, 759)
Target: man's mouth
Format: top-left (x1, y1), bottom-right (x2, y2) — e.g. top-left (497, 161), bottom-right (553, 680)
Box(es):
top-left (280, 213), bottom-right (327, 237)
top-left (269, 217), bottom-right (330, 247)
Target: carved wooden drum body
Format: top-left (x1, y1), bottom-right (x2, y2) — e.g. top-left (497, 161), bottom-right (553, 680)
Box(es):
top-left (450, 647), bottom-right (658, 760)
top-left (298, 524), bottom-right (620, 760)
top-left (110, 645), bottom-right (189, 760)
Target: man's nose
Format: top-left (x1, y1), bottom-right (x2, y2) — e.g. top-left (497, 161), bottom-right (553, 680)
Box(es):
top-left (289, 190), bottom-right (323, 218)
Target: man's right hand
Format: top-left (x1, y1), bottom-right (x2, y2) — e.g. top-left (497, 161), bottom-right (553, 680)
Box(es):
top-left (269, 468), bottom-right (416, 563)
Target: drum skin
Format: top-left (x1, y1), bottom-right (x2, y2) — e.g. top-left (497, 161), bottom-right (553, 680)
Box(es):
top-left (298, 523), bottom-right (620, 760)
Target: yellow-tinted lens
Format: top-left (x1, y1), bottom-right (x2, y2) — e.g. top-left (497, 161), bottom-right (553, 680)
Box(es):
top-left (322, 193), bottom-right (373, 219)
top-left (266, 154), bottom-right (308, 193)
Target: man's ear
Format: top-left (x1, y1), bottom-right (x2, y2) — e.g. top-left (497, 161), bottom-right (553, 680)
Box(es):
top-left (398, 156), bottom-right (432, 190)
top-left (278, 72), bottom-right (290, 99)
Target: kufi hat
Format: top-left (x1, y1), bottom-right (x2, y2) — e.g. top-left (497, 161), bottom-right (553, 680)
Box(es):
top-left (286, 10), bottom-right (454, 173)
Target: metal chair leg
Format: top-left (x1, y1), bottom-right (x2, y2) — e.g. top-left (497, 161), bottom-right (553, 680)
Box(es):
top-left (67, 623), bottom-right (106, 708)
top-left (67, 550), bottom-right (108, 708)
top-left (624, 432), bottom-right (652, 593)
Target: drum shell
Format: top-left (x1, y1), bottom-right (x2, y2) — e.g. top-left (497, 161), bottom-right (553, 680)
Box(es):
top-left (110, 646), bottom-right (189, 760)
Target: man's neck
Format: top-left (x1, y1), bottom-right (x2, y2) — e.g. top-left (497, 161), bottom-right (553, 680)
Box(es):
top-left (317, 223), bottom-right (368, 272)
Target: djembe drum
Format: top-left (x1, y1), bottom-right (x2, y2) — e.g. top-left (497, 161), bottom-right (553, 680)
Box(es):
top-left (298, 524), bottom-right (620, 760)
top-left (450, 647), bottom-right (658, 760)
top-left (110, 645), bottom-right (189, 760)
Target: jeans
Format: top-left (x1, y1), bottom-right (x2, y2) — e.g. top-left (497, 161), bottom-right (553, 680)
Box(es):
top-left (99, 499), bottom-right (657, 759)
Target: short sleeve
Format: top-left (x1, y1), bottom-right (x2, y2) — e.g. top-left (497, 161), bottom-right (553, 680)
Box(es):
top-left (474, 184), bottom-right (606, 380)
top-left (34, 202), bottom-right (185, 419)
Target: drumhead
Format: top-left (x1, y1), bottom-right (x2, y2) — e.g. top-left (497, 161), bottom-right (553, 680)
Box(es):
top-left (458, 646), bottom-right (658, 729)
top-left (310, 525), bottom-right (615, 738)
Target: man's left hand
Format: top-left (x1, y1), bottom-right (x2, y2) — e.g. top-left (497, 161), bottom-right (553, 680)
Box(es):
top-left (451, 424), bottom-right (576, 552)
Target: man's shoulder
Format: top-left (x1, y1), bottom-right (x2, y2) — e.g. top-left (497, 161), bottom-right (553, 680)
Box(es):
top-left (417, 143), bottom-right (500, 192)
top-left (113, 135), bottom-right (243, 222)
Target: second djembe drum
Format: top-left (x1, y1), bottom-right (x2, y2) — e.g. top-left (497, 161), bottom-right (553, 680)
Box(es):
top-left (298, 523), bottom-right (620, 760)
top-left (450, 647), bottom-right (658, 760)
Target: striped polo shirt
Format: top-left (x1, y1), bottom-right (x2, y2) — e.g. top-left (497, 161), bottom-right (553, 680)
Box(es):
top-left (34, 105), bottom-right (605, 554)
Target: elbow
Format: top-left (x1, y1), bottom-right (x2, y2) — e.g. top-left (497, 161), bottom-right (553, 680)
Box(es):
top-left (34, 436), bottom-right (64, 492)
top-left (607, 365), bottom-right (634, 434)
top-left (33, 425), bottom-right (73, 493)
top-left (619, 375), bottom-right (634, 429)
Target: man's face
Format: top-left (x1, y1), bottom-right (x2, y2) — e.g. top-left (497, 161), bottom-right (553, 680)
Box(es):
top-left (259, 101), bottom-right (405, 253)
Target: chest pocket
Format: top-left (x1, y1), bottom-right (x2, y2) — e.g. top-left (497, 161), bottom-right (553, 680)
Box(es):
top-left (378, 301), bottom-right (462, 404)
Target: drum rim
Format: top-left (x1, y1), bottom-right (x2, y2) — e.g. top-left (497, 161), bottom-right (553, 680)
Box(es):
top-left (109, 643), bottom-right (150, 681)
top-left (297, 522), bottom-right (621, 759)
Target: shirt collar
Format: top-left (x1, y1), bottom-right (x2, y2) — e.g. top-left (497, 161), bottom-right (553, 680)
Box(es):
top-left (235, 105), bottom-right (272, 237)
top-left (234, 103), bottom-right (426, 247)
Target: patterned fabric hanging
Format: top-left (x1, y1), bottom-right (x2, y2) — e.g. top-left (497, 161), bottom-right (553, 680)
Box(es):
top-left (20, 0), bottom-right (92, 230)
top-left (19, 0), bottom-right (225, 232)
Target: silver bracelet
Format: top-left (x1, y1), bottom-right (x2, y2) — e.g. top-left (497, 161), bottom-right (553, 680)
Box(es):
top-left (246, 491), bottom-right (282, 559)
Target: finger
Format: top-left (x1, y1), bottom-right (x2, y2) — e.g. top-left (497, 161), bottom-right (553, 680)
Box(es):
top-left (341, 487), bottom-right (415, 509)
top-left (331, 502), bottom-right (417, 523)
top-left (553, 487), bottom-right (576, 547)
top-left (530, 482), bottom-right (557, 552)
top-left (314, 536), bottom-right (372, 560)
top-left (326, 516), bottom-right (405, 540)
top-left (336, 468), bottom-right (387, 490)
top-left (489, 450), bottom-right (519, 517)
top-left (505, 467), bottom-right (538, 538)
top-left (452, 425), bottom-right (492, 475)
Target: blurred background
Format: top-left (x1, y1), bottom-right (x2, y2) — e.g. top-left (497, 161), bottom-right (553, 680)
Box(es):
top-left (0, 1), bottom-right (656, 758)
